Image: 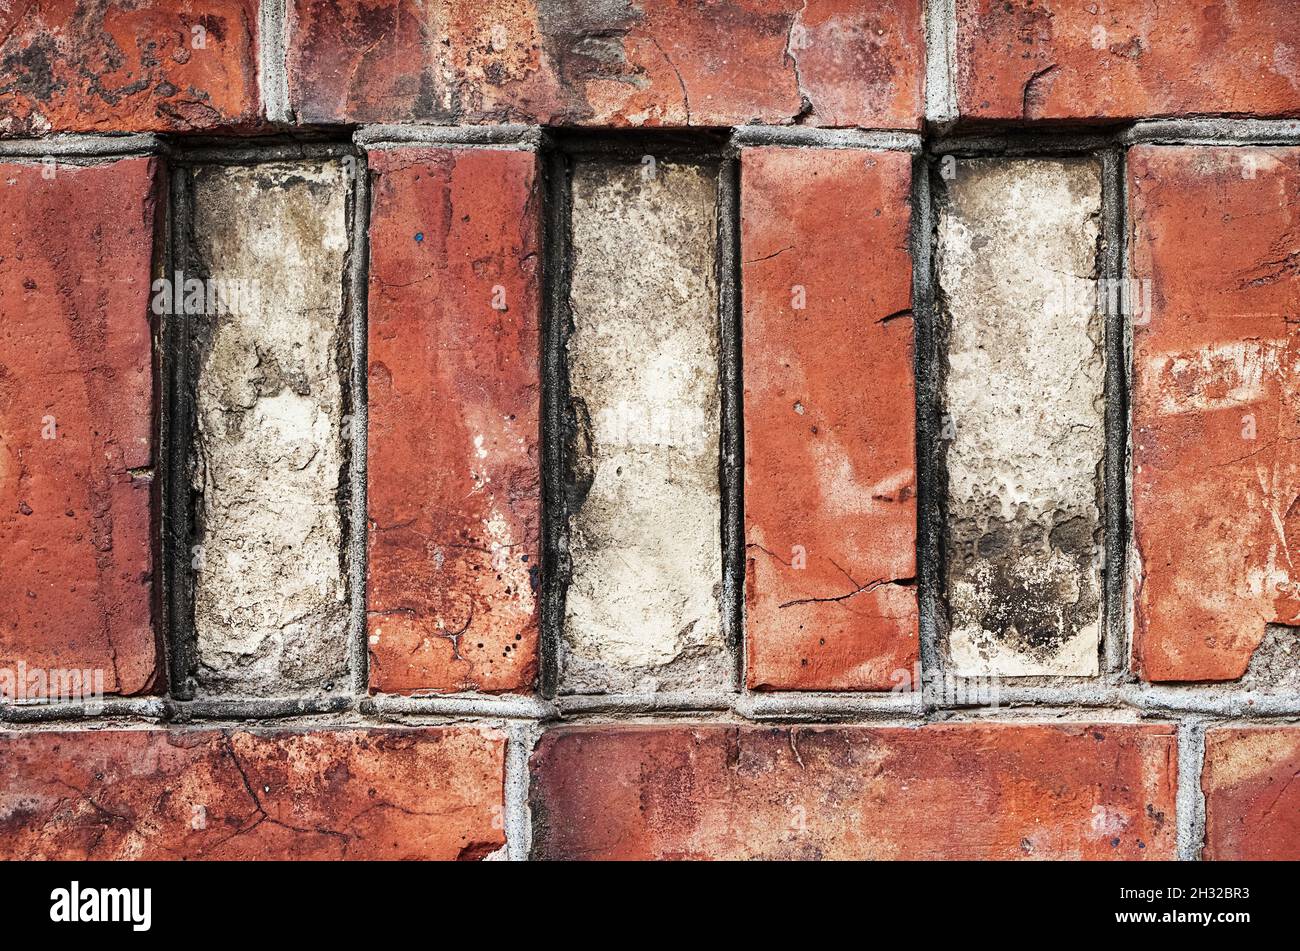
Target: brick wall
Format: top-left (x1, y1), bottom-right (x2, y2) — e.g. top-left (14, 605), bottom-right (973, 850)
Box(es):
top-left (1, 1), bottom-right (1298, 862)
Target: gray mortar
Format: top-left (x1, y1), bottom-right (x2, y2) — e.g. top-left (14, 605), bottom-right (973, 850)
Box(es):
top-left (730, 127), bottom-right (921, 151)
top-left (354, 124), bottom-right (544, 149)
top-left (258, 0), bottom-right (291, 124)
top-left (924, 0), bottom-right (958, 129)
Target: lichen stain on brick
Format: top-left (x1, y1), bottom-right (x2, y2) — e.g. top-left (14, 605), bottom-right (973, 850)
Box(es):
top-left (938, 157), bottom-right (1105, 677)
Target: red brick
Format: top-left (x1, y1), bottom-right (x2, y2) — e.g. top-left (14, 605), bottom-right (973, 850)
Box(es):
top-left (1203, 727), bottom-right (1300, 861)
top-left (1129, 146), bottom-right (1300, 682)
top-left (0, 158), bottom-right (161, 698)
top-left (366, 147), bottom-right (540, 694)
top-left (741, 147), bottom-right (916, 691)
top-left (0, 0), bottom-right (262, 136)
top-left (530, 723), bottom-right (1177, 859)
top-left (0, 727), bottom-right (505, 859)
top-left (956, 0), bottom-right (1300, 122)
top-left (288, 0), bottom-right (923, 129)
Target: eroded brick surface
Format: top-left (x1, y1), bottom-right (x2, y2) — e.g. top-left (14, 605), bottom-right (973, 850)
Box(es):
top-left (562, 160), bottom-right (728, 695)
top-left (367, 147), bottom-right (541, 694)
top-left (1203, 727), bottom-right (1300, 861)
top-left (741, 147), bottom-right (916, 691)
top-left (288, 0), bottom-right (924, 129)
top-left (189, 161), bottom-right (350, 696)
top-left (0, 727), bottom-right (505, 859)
top-left (956, 0), bottom-right (1300, 122)
top-left (531, 723), bottom-right (1178, 859)
top-left (0, 158), bottom-right (160, 698)
top-left (0, 0), bottom-right (262, 136)
top-left (938, 158), bottom-right (1104, 677)
top-left (1130, 146), bottom-right (1300, 683)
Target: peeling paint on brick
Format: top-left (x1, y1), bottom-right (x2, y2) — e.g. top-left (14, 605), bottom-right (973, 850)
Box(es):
top-left (189, 161), bottom-right (350, 696)
top-left (937, 157), bottom-right (1104, 677)
top-left (561, 159), bottom-right (728, 694)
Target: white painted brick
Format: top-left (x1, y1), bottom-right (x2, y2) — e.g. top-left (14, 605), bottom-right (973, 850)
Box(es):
top-left (190, 161), bottom-right (350, 695)
top-left (938, 158), bottom-right (1104, 677)
top-left (562, 160), bottom-right (728, 693)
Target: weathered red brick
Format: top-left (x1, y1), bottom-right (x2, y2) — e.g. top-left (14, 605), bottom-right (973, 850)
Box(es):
top-left (0, 157), bottom-right (161, 698)
top-left (0, 0), bottom-right (262, 136)
top-left (741, 147), bottom-right (916, 690)
top-left (531, 723), bottom-right (1178, 859)
top-left (0, 727), bottom-right (505, 859)
top-left (367, 147), bottom-right (540, 694)
top-left (288, 0), bottom-right (924, 129)
top-left (1129, 146), bottom-right (1300, 682)
top-left (956, 0), bottom-right (1300, 122)
top-left (1203, 727), bottom-right (1300, 861)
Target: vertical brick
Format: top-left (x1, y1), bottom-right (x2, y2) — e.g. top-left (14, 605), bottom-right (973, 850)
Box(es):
top-left (0, 0), bottom-right (262, 136)
top-left (562, 160), bottom-right (727, 694)
top-left (531, 723), bottom-right (1178, 860)
top-left (287, 0), bottom-right (924, 129)
top-left (956, 0), bottom-right (1300, 122)
top-left (189, 161), bottom-right (350, 695)
top-left (0, 157), bottom-right (160, 698)
top-left (0, 727), bottom-right (505, 859)
top-left (1203, 727), bottom-right (1300, 861)
top-left (937, 158), bottom-right (1104, 677)
top-left (741, 147), bottom-right (916, 691)
top-left (1129, 146), bottom-right (1300, 682)
top-left (366, 147), bottom-right (540, 694)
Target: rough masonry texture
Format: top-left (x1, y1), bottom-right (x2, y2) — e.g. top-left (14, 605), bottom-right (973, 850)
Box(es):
top-left (1202, 727), bottom-right (1300, 861)
top-left (956, 0), bottom-right (1300, 121)
top-left (367, 146), bottom-right (541, 694)
top-left (562, 159), bottom-right (728, 694)
top-left (938, 158), bottom-right (1105, 677)
top-left (0, 0), bottom-right (262, 136)
top-left (6, 0), bottom-right (1300, 866)
top-left (741, 146), bottom-right (916, 691)
top-left (1130, 146), bottom-right (1300, 683)
top-left (0, 727), bottom-right (505, 859)
top-left (0, 156), bottom-right (161, 698)
top-left (288, 0), bottom-right (925, 129)
top-left (189, 161), bottom-right (350, 696)
top-left (531, 723), bottom-right (1177, 860)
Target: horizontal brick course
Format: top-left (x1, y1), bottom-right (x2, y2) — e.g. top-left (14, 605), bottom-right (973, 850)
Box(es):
top-left (0, 0), bottom-right (262, 136)
top-left (287, 0), bottom-right (924, 129)
top-left (530, 723), bottom-right (1178, 860)
top-left (956, 0), bottom-right (1300, 122)
top-left (0, 728), bottom-right (505, 860)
